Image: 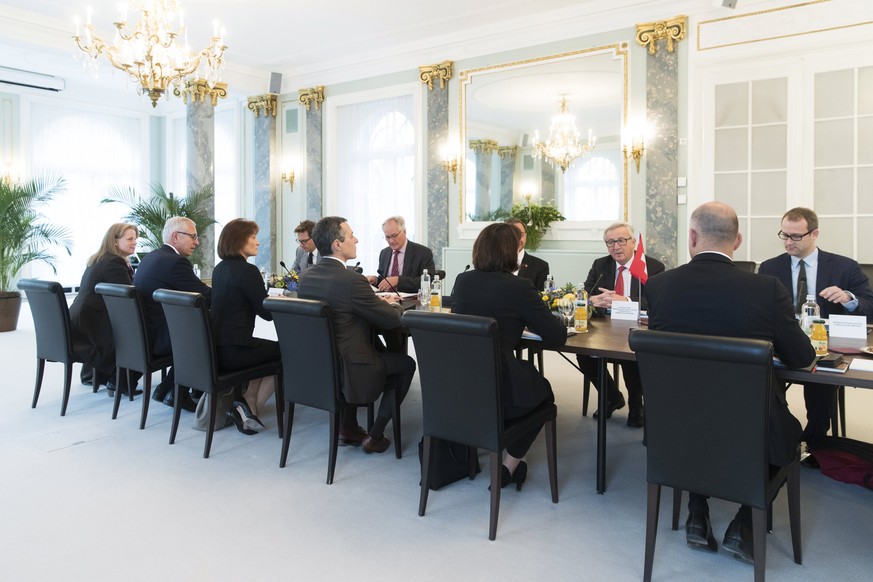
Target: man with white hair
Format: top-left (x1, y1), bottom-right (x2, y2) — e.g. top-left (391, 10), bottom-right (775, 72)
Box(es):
top-left (367, 215), bottom-right (435, 293)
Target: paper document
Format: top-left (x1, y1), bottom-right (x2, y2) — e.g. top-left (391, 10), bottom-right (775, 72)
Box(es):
top-left (849, 358), bottom-right (873, 372)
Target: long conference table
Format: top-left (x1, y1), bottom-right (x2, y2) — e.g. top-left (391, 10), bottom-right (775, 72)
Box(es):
top-left (521, 317), bottom-right (873, 494)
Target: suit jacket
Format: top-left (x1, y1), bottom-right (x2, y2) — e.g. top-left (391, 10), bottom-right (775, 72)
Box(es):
top-left (69, 254), bottom-right (133, 374)
top-left (583, 254), bottom-right (666, 311)
top-left (375, 240), bottom-right (436, 293)
top-left (134, 245), bottom-right (212, 356)
top-left (646, 252), bottom-right (816, 466)
top-left (291, 246), bottom-right (318, 273)
top-left (758, 249), bottom-right (873, 322)
top-left (211, 256), bottom-right (272, 348)
top-left (298, 258), bottom-right (404, 403)
top-left (452, 270), bottom-right (567, 409)
top-left (517, 251), bottom-right (549, 292)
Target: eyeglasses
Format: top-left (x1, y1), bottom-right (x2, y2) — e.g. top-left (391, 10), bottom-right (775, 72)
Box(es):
top-left (605, 237), bottom-right (632, 247)
top-left (296, 237), bottom-right (311, 245)
top-left (777, 230), bottom-right (814, 241)
top-left (384, 232), bottom-right (402, 241)
top-left (175, 231), bottom-right (199, 241)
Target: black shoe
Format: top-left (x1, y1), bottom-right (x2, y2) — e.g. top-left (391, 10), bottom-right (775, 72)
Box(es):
top-left (165, 389), bottom-right (197, 413)
top-left (490, 461), bottom-right (528, 491)
top-left (107, 382), bottom-right (143, 398)
top-left (627, 406), bottom-right (645, 428)
top-left (685, 510), bottom-right (718, 552)
top-left (593, 392), bottom-right (626, 419)
top-left (232, 400), bottom-right (266, 432)
top-left (152, 383), bottom-right (169, 404)
top-left (723, 518), bottom-right (754, 564)
top-left (226, 409), bottom-right (257, 435)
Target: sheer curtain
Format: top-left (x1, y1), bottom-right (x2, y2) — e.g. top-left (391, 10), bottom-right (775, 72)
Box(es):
top-left (27, 102), bottom-right (147, 287)
top-left (561, 149), bottom-right (622, 221)
top-left (332, 93), bottom-right (417, 273)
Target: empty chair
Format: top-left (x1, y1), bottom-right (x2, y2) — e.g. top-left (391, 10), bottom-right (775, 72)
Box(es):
top-left (403, 310), bottom-right (558, 541)
top-left (153, 289), bottom-right (282, 458)
top-left (629, 329), bottom-right (801, 582)
top-left (19, 279), bottom-right (96, 416)
top-left (95, 283), bottom-right (172, 429)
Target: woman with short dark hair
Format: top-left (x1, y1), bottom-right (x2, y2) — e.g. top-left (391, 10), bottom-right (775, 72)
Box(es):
top-left (452, 223), bottom-right (567, 488)
top-left (211, 218), bottom-right (281, 434)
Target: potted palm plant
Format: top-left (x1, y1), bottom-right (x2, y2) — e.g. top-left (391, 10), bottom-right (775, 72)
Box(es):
top-left (0, 174), bottom-right (73, 332)
top-left (510, 200), bottom-right (566, 250)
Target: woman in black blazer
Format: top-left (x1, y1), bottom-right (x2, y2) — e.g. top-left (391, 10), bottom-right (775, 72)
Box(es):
top-left (211, 218), bottom-right (280, 434)
top-left (452, 223), bottom-right (567, 489)
top-left (70, 223), bottom-right (140, 395)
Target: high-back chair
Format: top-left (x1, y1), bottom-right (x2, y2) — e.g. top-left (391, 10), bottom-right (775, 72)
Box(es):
top-left (153, 289), bottom-right (282, 458)
top-left (734, 260), bottom-right (758, 273)
top-left (18, 279), bottom-right (96, 416)
top-left (629, 329), bottom-right (801, 582)
top-left (265, 297), bottom-right (344, 483)
top-left (95, 283), bottom-right (172, 429)
top-left (402, 310), bottom-right (558, 541)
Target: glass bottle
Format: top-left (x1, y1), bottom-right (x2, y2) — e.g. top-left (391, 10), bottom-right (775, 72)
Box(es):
top-left (574, 284), bottom-right (588, 333)
top-left (544, 274), bottom-right (555, 293)
top-left (420, 269), bottom-right (431, 299)
top-left (800, 295), bottom-right (819, 336)
top-left (810, 319), bottom-right (828, 356)
top-left (429, 275), bottom-right (442, 312)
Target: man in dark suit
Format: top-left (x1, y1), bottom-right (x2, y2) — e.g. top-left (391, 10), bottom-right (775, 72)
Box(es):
top-left (134, 216), bottom-right (212, 412)
top-left (646, 201), bottom-right (816, 563)
top-left (506, 218), bottom-right (550, 291)
top-left (290, 219), bottom-right (319, 273)
top-left (759, 207), bottom-right (873, 447)
top-left (576, 222), bottom-right (666, 427)
top-left (367, 215), bottom-right (435, 293)
top-left (299, 216), bottom-right (416, 454)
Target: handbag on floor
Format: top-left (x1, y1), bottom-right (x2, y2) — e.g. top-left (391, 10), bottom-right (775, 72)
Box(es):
top-left (810, 436), bottom-right (873, 491)
top-left (418, 437), bottom-right (481, 490)
top-left (192, 388), bottom-right (236, 432)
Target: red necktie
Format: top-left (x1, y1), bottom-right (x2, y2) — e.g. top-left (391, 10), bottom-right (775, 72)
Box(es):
top-left (390, 250), bottom-right (400, 277)
top-left (614, 265), bottom-right (626, 296)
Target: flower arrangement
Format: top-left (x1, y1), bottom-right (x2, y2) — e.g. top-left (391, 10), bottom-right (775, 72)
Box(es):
top-left (541, 283), bottom-right (577, 310)
top-left (271, 270), bottom-right (299, 292)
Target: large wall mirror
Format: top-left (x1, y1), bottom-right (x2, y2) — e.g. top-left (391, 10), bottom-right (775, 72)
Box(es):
top-left (459, 43), bottom-right (628, 226)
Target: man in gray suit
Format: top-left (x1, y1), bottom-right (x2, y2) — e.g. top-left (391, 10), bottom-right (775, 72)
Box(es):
top-left (367, 215), bottom-right (435, 293)
top-left (290, 219), bottom-right (319, 273)
top-left (299, 216), bottom-right (416, 454)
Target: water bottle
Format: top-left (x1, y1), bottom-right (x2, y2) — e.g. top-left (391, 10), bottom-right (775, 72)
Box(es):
top-left (429, 275), bottom-right (442, 312)
top-left (544, 274), bottom-right (555, 293)
top-left (192, 264), bottom-right (201, 279)
top-left (800, 295), bottom-right (819, 336)
top-left (419, 269), bottom-right (431, 305)
top-left (574, 284), bottom-right (588, 333)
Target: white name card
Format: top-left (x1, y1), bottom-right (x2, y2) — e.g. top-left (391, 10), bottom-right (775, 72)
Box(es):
top-left (611, 300), bottom-right (640, 321)
top-left (828, 314), bottom-right (868, 339)
top-left (267, 287), bottom-right (286, 297)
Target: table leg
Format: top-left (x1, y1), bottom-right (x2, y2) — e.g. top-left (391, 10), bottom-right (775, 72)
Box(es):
top-left (596, 356), bottom-right (608, 494)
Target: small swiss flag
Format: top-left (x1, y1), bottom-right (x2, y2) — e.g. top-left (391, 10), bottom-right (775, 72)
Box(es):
top-left (629, 233), bottom-right (648, 285)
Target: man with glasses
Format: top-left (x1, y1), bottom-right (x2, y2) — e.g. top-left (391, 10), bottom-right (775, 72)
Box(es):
top-left (290, 220), bottom-right (319, 272)
top-left (134, 216), bottom-right (212, 413)
top-left (575, 222), bottom-right (666, 427)
top-left (759, 207), bottom-right (873, 449)
top-left (367, 215), bottom-right (435, 293)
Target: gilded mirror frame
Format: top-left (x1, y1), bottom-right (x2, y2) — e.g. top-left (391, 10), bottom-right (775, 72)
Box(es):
top-left (458, 42), bottom-right (629, 226)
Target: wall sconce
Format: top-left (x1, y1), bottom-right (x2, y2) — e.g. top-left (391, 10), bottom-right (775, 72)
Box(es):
top-left (440, 142), bottom-right (458, 184)
top-left (1, 161), bottom-right (18, 185)
top-left (623, 121), bottom-right (651, 174)
top-left (281, 169), bottom-right (295, 191)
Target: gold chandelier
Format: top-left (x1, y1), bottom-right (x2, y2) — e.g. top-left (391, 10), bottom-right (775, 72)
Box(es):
top-left (73, 1), bottom-right (227, 108)
top-left (532, 97), bottom-right (595, 173)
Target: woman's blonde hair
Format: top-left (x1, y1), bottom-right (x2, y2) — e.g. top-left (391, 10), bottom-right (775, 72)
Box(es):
top-left (87, 223), bottom-right (138, 267)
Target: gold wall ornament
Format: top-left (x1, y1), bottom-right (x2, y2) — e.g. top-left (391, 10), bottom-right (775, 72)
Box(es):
top-left (419, 61), bottom-right (453, 91)
top-left (497, 146), bottom-right (518, 160)
top-left (468, 139), bottom-right (498, 155)
top-left (636, 16), bottom-right (688, 55)
top-left (281, 170), bottom-right (295, 191)
top-left (298, 86), bottom-right (325, 111)
top-left (247, 94), bottom-right (278, 117)
top-left (174, 79), bottom-right (228, 107)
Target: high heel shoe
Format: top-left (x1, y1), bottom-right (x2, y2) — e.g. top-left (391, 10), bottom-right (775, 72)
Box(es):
top-left (502, 461), bottom-right (528, 491)
top-left (226, 408), bottom-right (257, 435)
top-left (232, 400), bottom-right (266, 432)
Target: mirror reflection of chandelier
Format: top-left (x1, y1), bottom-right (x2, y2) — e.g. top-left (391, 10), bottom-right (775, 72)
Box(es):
top-left (532, 97), bottom-right (596, 172)
top-left (73, 1), bottom-right (227, 108)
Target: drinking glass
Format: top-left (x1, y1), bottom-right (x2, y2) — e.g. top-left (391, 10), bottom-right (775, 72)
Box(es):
top-left (558, 297), bottom-right (574, 330)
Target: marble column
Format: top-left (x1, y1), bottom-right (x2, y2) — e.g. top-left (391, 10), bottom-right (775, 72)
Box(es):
top-left (246, 94), bottom-right (278, 274)
top-left (498, 146), bottom-right (517, 211)
top-left (186, 98), bottom-right (216, 279)
top-left (420, 61), bottom-right (453, 270)
top-left (299, 87), bottom-right (325, 220)
top-left (637, 16), bottom-right (686, 269)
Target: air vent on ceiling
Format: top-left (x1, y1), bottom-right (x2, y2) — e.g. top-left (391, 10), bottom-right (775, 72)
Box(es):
top-left (0, 66), bottom-right (65, 92)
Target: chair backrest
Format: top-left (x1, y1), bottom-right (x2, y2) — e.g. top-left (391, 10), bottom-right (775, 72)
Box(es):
top-left (402, 311), bottom-right (503, 452)
top-left (18, 279), bottom-right (74, 363)
top-left (629, 329), bottom-right (774, 509)
top-left (95, 282), bottom-right (158, 373)
top-left (153, 288), bottom-right (217, 392)
top-left (734, 260), bottom-right (757, 273)
top-left (264, 297), bottom-right (341, 412)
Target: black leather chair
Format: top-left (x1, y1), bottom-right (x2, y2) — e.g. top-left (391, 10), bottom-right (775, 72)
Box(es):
top-left (153, 289), bottom-right (282, 458)
top-left (734, 260), bottom-right (758, 273)
top-left (629, 329), bottom-right (801, 582)
top-left (95, 283), bottom-right (171, 429)
top-left (19, 279), bottom-right (96, 416)
top-left (403, 310), bottom-right (558, 541)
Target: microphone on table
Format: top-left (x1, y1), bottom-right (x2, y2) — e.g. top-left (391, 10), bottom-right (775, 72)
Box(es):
top-left (279, 260), bottom-right (292, 276)
top-left (449, 264), bottom-right (471, 304)
top-left (375, 267), bottom-right (402, 299)
top-left (589, 273), bottom-right (603, 296)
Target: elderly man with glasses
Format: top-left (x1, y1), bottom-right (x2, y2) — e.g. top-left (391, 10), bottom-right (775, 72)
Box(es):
top-left (367, 215), bottom-right (435, 293)
top-left (759, 207), bottom-right (873, 452)
top-left (290, 219), bottom-right (319, 272)
top-left (575, 222), bottom-right (666, 427)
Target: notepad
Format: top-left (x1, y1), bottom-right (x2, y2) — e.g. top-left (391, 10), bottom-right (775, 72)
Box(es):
top-left (849, 358), bottom-right (873, 372)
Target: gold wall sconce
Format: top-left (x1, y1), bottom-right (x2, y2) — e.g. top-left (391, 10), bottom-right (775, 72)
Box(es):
top-left (281, 169), bottom-right (295, 191)
top-left (440, 142), bottom-right (458, 183)
top-left (623, 121), bottom-right (651, 174)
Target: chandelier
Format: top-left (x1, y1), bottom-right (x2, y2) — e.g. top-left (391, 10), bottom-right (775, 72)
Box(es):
top-left (73, 1), bottom-right (227, 108)
top-left (532, 97), bottom-right (595, 173)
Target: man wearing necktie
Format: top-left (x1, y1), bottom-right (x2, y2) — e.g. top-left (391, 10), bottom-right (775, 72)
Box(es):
top-left (759, 207), bottom-right (873, 449)
top-left (291, 220), bottom-right (319, 273)
top-left (367, 215), bottom-right (435, 293)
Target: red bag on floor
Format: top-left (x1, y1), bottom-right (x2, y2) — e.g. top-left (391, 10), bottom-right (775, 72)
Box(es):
top-left (810, 436), bottom-right (873, 491)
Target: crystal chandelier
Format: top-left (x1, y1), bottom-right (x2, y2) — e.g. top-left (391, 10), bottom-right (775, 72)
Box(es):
top-left (532, 97), bottom-right (595, 173)
top-left (73, 1), bottom-right (227, 108)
